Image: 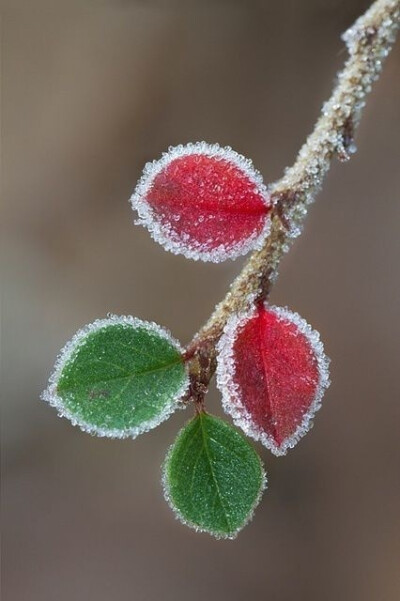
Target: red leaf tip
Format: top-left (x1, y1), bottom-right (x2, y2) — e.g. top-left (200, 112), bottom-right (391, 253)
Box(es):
top-left (130, 142), bottom-right (272, 262)
top-left (216, 302), bottom-right (330, 455)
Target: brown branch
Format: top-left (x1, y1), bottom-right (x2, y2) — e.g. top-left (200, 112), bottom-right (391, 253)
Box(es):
top-left (184, 0), bottom-right (400, 402)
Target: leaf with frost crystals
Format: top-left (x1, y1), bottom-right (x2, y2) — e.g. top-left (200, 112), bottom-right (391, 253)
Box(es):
top-left (41, 315), bottom-right (189, 438)
top-left (217, 303), bottom-right (330, 456)
top-left (163, 412), bottom-right (266, 539)
top-left (130, 142), bottom-right (272, 263)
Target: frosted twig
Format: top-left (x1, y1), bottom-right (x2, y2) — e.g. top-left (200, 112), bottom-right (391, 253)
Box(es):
top-left (184, 0), bottom-right (399, 401)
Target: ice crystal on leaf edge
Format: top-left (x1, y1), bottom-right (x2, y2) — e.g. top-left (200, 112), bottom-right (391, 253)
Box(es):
top-left (130, 141), bottom-right (272, 263)
top-left (161, 414), bottom-right (268, 540)
top-left (41, 314), bottom-right (189, 439)
top-left (216, 303), bottom-right (331, 456)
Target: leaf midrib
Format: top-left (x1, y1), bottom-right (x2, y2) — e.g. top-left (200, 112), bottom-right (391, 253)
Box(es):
top-left (198, 413), bottom-right (232, 533)
top-left (258, 308), bottom-right (279, 443)
top-left (58, 357), bottom-right (183, 393)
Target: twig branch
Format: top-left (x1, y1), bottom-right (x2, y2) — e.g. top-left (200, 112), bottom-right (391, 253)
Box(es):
top-left (184, 0), bottom-right (400, 405)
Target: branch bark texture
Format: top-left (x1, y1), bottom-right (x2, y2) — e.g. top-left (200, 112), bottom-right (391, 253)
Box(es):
top-left (185, 0), bottom-right (400, 404)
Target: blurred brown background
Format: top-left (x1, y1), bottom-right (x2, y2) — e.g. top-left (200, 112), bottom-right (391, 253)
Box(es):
top-left (2, 1), bottom-right (400, 600)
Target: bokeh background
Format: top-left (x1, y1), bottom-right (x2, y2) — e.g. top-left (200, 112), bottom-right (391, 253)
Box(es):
top-left (2, 1), bottom-right (400, 600)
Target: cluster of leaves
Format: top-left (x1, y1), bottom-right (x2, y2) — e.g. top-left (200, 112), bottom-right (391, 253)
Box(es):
top-left (43, 143), bottom-right (330, 539)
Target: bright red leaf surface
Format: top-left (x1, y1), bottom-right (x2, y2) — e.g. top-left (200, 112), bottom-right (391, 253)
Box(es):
top-left (217, 303), bottom-right (330, 455)
top-left (131, 142), bottom-right (271, 262)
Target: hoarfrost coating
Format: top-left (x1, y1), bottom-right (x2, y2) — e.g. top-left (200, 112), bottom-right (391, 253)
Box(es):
top-left (130, 142), bottom-right (272, 263)
top-left (162, 416), bottom-right (268, 540)
top-left (216, 304), bottom-right (331, 456)
top-left (41, 315), bottom-right (190, 439)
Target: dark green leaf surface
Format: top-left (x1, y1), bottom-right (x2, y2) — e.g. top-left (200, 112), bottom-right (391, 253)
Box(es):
top-left (163, 412), bottom-right (266, 539)
top-left (42, 316), bottom-right (189, 438)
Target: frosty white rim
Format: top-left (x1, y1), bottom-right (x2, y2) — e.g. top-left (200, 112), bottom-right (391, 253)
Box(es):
top-left (216, 303), bottom-right (331, 456)
top-left (161, 416), bottom-right (268, 540)
top-left (130, 141), bottom-right (272, 263)
top-left (41, 314), bottom-right (189, 439)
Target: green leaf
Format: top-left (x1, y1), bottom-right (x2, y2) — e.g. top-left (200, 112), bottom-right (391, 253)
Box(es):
top-left (163, 412), bottom-right (266, 539)
top-left (42, 315), bottom-right (189, 438)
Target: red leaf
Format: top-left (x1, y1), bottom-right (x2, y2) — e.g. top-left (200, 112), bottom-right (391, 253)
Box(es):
top-left (217, 303), bottom-right (330, 455)
top-left (130, 142), bottom-right (271, 262)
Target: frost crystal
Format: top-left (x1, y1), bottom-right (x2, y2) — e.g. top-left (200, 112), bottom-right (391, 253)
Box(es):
top-left (162, 412), bottom-right (267, 539)
top-left (130, 142), bottom-right (272, 262)
top-left (41, 315), bottom-right (189, 439)
top-left (269, 0), bottom-right (400, 248)
top-left (216, 303), bottom-right (330, 456)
